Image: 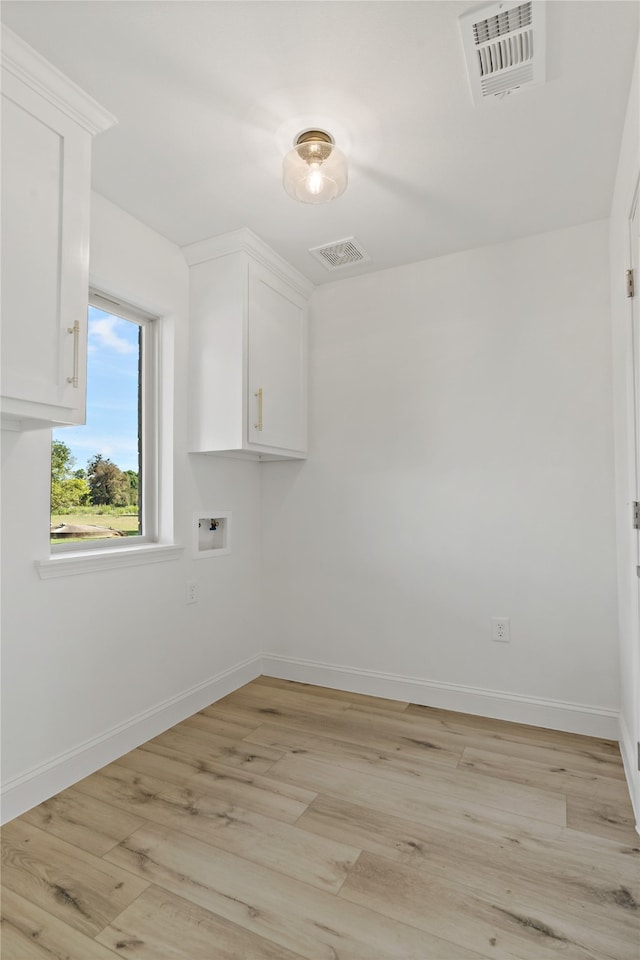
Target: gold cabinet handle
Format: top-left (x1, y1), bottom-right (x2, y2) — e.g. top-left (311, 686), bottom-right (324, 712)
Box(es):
top-left (254, 387), bottom-right (263, 431)
top-left (66, 321), bottom-right (80, 388)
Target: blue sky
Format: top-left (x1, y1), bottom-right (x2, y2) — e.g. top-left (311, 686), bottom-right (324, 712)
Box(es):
top-left (53, 307), bottom-right (140, 474)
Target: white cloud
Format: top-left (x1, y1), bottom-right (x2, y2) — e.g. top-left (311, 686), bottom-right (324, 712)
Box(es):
top-left (65, 433), bottom-right (138, 457)
top-left (56, 432), bottom-right (139, 471)
top-left (89, 316), bottom-right (137, 355)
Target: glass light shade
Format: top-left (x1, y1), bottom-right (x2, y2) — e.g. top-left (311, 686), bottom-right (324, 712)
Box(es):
top-left (283, 134), bottom-right (348, 204)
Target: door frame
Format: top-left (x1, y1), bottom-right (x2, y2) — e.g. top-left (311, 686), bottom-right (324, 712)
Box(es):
top-left (625, 173), bottom-right (640, 832)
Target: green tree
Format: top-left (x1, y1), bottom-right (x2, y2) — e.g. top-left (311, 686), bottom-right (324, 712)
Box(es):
top-left (124, 469), bottom-right (139, 507)
top-left (51, 439), bottom-right (73, 484)
top-left (50, 440), bottom-right (91, 511)
top-left (87, 454), bottom-right (130, 506)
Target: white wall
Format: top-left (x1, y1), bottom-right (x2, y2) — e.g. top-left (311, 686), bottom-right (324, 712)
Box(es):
top-left (610, 37), bottom-right (640, 826)
top-left (262, 219), bottom-right (619, 737)
top-left (0, 194), bottom-right (263, 821)
top-left (0, 202), bottom-right (627, 819)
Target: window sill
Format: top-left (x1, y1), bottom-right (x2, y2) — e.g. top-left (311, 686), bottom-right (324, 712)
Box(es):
top-left (36, 543), bottom-right (184, 579)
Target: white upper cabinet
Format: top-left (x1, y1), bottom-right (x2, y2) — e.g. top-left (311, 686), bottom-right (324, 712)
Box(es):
top-left (1, 27), bottom-right (116, 430)
top-left (184, 229), bottom-right (313, 460)
top-left (247, 261), bottom-right (308, 453)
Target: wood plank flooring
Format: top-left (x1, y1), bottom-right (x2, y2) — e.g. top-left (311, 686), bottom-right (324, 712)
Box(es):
top-left (2, 676), bottom-right (638, 959)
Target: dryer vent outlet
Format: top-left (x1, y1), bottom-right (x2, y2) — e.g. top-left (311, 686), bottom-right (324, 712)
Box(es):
top-left (459, 0), bottom-right (546, 104)
top-left (309, 237), bottom-right (370, 271)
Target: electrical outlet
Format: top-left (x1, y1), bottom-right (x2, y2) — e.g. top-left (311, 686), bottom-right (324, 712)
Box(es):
top-left (491, 617), bottom-right (510, 642)
top-left (186, 581), bottom-right (198, 604)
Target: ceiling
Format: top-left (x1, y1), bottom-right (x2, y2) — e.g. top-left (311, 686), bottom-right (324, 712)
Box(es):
top-left (2, 1), bottom-right (638, 284)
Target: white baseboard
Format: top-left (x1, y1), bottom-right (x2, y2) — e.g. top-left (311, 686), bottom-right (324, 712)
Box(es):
top-left (262, 654), bottom-right (620, 740)
top-left (2, 653), bottom-right (627, 827)
top-left (1, 655), bottom-right (262, 824)
top-left (618, 712), bottom-right (640, 835)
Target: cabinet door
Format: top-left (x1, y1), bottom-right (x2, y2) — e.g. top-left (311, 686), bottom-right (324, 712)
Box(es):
top-left (247, 262), bottom-right (307, 453)
top-left (1, 73), bottom-right (90, 426)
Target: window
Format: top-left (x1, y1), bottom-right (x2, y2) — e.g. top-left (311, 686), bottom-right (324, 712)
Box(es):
top-left (50, 292), bottom-right (157, 551)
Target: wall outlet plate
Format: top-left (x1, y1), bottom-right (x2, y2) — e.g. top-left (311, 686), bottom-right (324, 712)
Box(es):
top-left (186, 581), bottom-right (198, 604)
top-left (491, 616), bottom-right (510, 642)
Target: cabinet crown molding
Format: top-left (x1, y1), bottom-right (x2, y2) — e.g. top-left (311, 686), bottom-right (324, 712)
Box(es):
top-left (182, 228), bottom-right (315, 300)
top-left (1, 26), bottom-right (117, 135)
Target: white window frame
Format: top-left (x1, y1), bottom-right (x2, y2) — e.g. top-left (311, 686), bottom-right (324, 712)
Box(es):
top-left (39, 289), bottom-right (183, 574)
top-left (52, 291), bottom-right (157, 554)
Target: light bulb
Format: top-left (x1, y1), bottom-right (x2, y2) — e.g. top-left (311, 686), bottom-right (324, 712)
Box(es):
top-left (306, 162), bottom-right (324, 196)
top-left (283, 129), bottom-right (347, 203)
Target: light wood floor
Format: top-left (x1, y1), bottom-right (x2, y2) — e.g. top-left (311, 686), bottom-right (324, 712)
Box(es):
top-left (2, 677), bottom-right (639, 959)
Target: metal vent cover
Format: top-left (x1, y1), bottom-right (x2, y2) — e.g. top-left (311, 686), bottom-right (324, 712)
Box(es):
top-left (459, 0), bottom-right (545, 104)
top-left (308, 237), bottom-right (371, 271)
top-left (473, 1), bottom-right (532, 43)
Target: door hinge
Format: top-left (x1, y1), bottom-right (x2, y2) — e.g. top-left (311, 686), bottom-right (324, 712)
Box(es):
top-left (627, 268), bottom-right (635, 298)
top-left (633, 501), bottom-right (640, 529)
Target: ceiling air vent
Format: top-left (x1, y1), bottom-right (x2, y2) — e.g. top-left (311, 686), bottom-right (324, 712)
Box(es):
top-left (309, 237), bottom-right (370, 271)
top-left (459, 0), bottom-right (546, 104)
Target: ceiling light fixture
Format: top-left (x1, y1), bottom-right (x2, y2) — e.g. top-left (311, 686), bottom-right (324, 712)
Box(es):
top-left (283, 129), bottom-right (347, 204)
